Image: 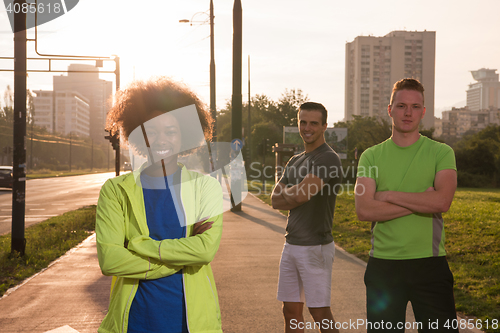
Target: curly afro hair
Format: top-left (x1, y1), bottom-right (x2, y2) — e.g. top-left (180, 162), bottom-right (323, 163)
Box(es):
top-left (106, 76), bottom-right (213, 144)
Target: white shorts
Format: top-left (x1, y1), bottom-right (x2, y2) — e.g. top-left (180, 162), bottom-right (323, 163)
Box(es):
top-left (277, 241), bottom-right (335, 308)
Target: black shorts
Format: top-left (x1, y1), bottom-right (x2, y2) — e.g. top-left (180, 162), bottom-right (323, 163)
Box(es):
top-left (364, 256), bottom-right (459, 332)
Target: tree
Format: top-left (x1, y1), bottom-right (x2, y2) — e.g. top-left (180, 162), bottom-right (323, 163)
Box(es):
top-left (27, 89), bottom-right (35, 125)
top-left (1, 85), bottom-right (14, 123)
top-left (215, 89), bottom-right (309, 163)
top-left (453, 125), bottom-right (500, 187)
top-left (0, 86), bottom-right (35, 124)
top-left (263, 89), bottom-right (308, 126)
top-left (334, 116), bottom-right (392, 159)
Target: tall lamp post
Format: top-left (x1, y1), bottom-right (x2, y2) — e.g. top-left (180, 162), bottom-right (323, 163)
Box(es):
top-left (180, 0), bottom-right (216, 141)
top-left (12, 0), bottom-right (27, 255)
top-left (231, 0), bottom-right (243, 212)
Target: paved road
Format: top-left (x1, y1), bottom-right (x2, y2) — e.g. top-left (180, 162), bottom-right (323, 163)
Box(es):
top-left (0, 194), bottom-right (482, 333)
top-left (0, 172), bottom-right (116, 235)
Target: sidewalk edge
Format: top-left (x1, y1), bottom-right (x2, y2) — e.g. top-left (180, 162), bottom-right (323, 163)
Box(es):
top-left (0, 232), bottom-right (97, 300)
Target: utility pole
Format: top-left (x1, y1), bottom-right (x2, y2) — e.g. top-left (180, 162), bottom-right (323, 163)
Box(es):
top-left (12, 0), bottom-right (27, 255)
top-left (90, 139), bottom-right (93, 171)
top-left (247, 55), bottom-right (251, 164)
top-left (69, 133), bottom-right (72, 172)
top-left (114, 56), bottom-right (121, 177)
top-left (179, 3), bottom-right (216, 140)
top-left (210, 0), bottom-right (216, 142)
top-left (231, 0), bottom-right (242, 212)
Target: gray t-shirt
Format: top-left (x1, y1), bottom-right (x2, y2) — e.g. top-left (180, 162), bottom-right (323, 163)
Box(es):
top-left (279, 143), bottom-right (342, 246)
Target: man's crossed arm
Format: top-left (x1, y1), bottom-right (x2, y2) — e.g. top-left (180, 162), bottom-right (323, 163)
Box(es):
top-left (271, 174), bottom-right (325, 210)
top-left (355, 169), bottom-right (457, 222)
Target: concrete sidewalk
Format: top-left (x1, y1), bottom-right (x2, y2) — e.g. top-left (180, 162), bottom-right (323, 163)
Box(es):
top-left (0, 194), bottom-right (481, 333)
top-left (0, 233), bottom-right (110, 332)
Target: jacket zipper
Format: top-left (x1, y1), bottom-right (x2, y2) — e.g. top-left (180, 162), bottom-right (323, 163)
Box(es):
top-left (207, 276), bottom-right (221, 321)
top-left (122, 281), bottom-right (138, 333)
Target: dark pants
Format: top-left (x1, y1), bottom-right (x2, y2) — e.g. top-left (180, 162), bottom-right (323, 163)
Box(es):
top-left (364, 256), bottom-right (459, 333)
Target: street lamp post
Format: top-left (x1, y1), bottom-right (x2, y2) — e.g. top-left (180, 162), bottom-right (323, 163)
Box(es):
top-left (180, 0), bottom-right (216, 141)
top-left (12, 0), bottom-right (27, 255)
top-left (209, 0), bottom-right (216, 142)
top-left (231, 0), bottom-right (243, 212)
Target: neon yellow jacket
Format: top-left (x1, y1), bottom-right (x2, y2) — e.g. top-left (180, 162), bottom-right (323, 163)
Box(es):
top-left (96, 164), bottom-right (223, 333)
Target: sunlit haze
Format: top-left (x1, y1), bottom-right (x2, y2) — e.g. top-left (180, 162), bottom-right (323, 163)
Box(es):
top-left (1, 0), bottom-right (499, 125)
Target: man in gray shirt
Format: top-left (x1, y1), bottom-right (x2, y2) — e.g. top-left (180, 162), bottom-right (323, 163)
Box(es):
top-left (271, 102), bottom-right (342, 333)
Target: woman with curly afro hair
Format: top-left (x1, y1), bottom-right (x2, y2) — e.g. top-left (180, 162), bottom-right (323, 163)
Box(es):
top-left (96, 77), bottom-right (223, 333)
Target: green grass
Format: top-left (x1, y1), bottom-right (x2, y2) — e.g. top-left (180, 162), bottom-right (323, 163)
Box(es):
top-left (27, 168), bottom-right (113, 179)
top-left (445, 189), bottom-right (500, 329)
top-left (0, 206), bottom-right (97, 297)
top-left (249, 181), bottom-right (500, 332)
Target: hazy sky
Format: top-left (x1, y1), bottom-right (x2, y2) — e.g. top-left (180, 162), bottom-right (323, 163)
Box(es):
top-left (1, 0), bottom-right (499, 125)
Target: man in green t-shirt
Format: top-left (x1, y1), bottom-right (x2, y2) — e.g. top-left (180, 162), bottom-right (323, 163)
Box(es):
top-left (355, 79), bottom-right (459, 332)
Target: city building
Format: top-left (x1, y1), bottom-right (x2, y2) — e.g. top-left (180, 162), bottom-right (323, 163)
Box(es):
top-left (466, 68), bottom-right (500, 111)
top-left (440, 106), bottom-right (500, 138)
top-left (33, 90), bottom-right (90, 137)
top-left (53, 64), bottom-right (113, 142)
top-left (435, 68), bottom-right (500, 140)
top-left (434, 117), bottom-right (443, 137)
top-left (344, 30), bottom-right (436, 129)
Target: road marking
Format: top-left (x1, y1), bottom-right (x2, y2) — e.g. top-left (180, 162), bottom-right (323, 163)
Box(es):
top-left (29, 208), bottom-right (46, 211)
top-left (51, 203), bottom-right (65, 205)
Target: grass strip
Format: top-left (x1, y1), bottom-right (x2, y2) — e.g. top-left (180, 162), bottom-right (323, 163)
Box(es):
top-left (0, 206), bottom-right (96, 297)
top-left (250, 181), bottom-right (500, 332)
top-left (27, 168), bottom-right (112, 179)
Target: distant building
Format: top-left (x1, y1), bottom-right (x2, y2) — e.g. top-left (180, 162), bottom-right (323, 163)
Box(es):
top-left (33, 90), bottom-right (90, 137)
top-left (434, 117), bottom-right (443, 137)
top-left (441, 106), bottom-right (500, 138)
top-left (345, 30), bottom-right (435, 129)
top-left (435, 68), bottom-right (500, 140)
top-left (53, 64), bottom-right (113, 142)
top-left (466, 68), bottom-right (500, 111)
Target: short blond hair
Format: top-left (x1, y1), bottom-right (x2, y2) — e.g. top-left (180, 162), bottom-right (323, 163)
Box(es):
top-left (389, 78), bottom-right (425, 106)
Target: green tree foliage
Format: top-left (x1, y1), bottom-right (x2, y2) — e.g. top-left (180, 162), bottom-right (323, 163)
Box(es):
top-left (27, 89), bottom-right (35, 125)
top-left (266, 88), bottom-right (307, 126)
top-left (1, 86), bottom-right (35, 124)
top-left (216, 89), bottom-right (308, 165)
top-left (1, 85), bottom-right (14, 124)
top-left (453, 125), bottom-right (500, 187)
top-left (333, 116), bottom-right (392, 159)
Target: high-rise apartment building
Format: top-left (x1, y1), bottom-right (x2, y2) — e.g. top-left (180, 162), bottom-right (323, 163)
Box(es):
top-left (345, 30), bottom-right (436, 129)
top-left (466, 68), bottom-right (500, 111)
top-left (53, 64), bottom-right (113, 142)
top-left (33, 90), bottom-right (90, 137)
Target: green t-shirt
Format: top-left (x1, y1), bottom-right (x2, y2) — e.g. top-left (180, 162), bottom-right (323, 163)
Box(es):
top-left (357, 135), bottom-right (456, 260)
